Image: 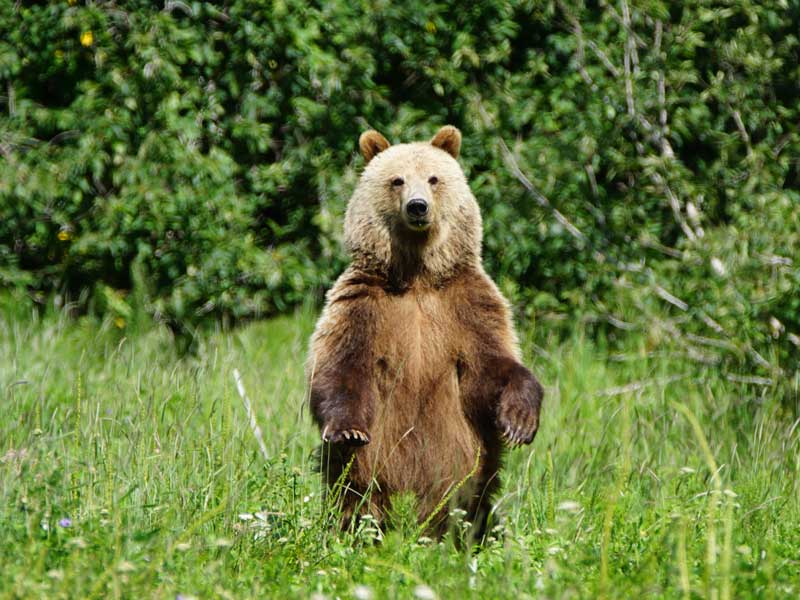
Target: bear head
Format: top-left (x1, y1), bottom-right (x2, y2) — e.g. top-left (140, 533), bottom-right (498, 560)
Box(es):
top-left (344, 126), bottom-right (483, 286)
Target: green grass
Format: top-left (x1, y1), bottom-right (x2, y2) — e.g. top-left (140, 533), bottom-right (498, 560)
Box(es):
top-left (1, 306), bottom-right (799, 599)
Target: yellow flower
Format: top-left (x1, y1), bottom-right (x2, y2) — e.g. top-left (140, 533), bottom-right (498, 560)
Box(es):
top-left (54, 49), bottom-right (64, 60)
top-left (58, 230), bottom-right (71, 241)
top-left (68, 0), bottom-right (77, 5)
top-left (114, 317), bottom-right (126, 329)
top-left (80, 31), bottom-right (93, 47)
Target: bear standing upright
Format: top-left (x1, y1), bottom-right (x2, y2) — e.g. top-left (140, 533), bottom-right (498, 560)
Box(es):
top-left (307, 126), bottom-right (544, 538)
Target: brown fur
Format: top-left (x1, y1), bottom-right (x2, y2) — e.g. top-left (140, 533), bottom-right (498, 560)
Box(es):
top-left (307, 126), bottom-right (543, 539)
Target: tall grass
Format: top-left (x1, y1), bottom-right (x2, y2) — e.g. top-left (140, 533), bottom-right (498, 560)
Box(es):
top-left (1, 305), bottom-right (798, 598)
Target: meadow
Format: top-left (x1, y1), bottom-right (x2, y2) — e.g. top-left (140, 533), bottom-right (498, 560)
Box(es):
top-left (1, 303), bottom-right (798, 599)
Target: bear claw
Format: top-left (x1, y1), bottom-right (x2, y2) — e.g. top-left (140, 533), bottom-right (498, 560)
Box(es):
top-left (322, 426), bottom-right (371, 446)
top-left (499, 414), bottom-right (537, 447)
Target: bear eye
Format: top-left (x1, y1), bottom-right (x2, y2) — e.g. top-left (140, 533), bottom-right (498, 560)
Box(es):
top-left (428, 176), bottom-right (439, 185)
top-left (391, 177), bottom-right (405, 187)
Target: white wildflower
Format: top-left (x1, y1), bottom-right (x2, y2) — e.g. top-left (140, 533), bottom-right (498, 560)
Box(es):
top-left (686, 201), bottom-right (700, 224)
top-left (769, 317), bottom-right (785, 338)
top-left (413, 584), bottom-right (437, 600)
top-left (710, 257), bottom-right (726, 276)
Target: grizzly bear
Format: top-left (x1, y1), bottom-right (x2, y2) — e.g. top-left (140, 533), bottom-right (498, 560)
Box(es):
top-left (307, 125), bottom-right (543, 539)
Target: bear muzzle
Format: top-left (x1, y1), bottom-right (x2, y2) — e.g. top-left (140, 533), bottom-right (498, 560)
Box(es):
top-left (403, 198), bottom-right (432, 231)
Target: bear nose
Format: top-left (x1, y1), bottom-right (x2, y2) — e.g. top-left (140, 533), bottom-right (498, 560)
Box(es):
top-left (406, 199), bottom-right (429, 218)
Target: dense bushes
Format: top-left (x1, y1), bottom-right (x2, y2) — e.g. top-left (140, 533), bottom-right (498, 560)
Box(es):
top-left (1, 1), bottom-right (798, 382)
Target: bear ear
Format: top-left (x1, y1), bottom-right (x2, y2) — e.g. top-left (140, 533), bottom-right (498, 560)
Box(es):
top-left (430, 125), bottom-right (461, 159)
top-left (359, 130), bottom-right (391, 163)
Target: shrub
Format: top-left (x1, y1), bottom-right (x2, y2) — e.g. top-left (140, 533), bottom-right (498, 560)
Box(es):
top-left (1, 1), bottom-right (798, 382)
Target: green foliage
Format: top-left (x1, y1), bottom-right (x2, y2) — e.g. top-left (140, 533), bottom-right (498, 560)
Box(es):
top-left (1, 1), bottom-right (798, 379)
top-left (1, 310), bottom-right (799, 597)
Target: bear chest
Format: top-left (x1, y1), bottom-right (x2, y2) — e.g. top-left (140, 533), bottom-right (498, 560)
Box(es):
top-left (373, 291), bottom-right (464, 404)
top-left (357, 290), bottom-right (481, 501)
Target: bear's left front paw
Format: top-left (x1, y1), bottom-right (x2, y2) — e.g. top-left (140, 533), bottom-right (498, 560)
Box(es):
top-left (497, 387), bottom-right (541, 447)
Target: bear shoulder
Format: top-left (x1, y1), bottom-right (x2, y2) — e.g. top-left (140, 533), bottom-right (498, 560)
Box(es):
top-left (446, 267), bottom-right (521, 360)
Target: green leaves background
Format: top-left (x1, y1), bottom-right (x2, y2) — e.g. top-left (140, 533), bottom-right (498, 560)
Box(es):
top-left (1, 1), bottom-right (798, 382)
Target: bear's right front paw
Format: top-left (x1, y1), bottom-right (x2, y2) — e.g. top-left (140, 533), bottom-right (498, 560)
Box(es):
top-left (321, 424), bottom-right (371, 446)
